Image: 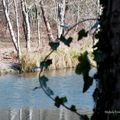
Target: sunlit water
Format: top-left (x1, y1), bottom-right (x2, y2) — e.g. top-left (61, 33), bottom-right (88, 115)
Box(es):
top-left (0, 69), bottom-right (96, 113)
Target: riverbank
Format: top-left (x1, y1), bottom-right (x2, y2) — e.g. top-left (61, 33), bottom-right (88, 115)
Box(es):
top-left (0, 51), bottom-right (96, 75)
top-left (0, 63), bottom-right (20, 75)
top-left (0, 35), bottom-right (96, 75)
top-left (0, 49), bottom-right (79, 74)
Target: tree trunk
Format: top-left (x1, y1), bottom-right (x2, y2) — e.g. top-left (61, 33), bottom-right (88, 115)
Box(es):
top-left (40, 1), bottom-right (54, 42)
top-left (13, 0), bottom-right (21, 59)
top-left (109, 0), bottom-right (120, 109)
top-left (37, 17), bottom-right (41, 48)
top-left (2, 0), bottom-right (21, 59)
top-left (21, 0), bottom-right (31, 52)
top-left (57, 0), bottom-right (66, 38)
top-left (92, 0), bottom-right (120, 120)
top-left (75, 5), bottom-right (79, 30)
top-left (35, 3), bottom-right (42, 48)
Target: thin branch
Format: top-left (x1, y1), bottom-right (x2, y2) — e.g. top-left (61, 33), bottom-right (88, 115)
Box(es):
top-left (64, 18), bottom-right (97, 36)
top-left (43, 50), bottom-right (54, 61)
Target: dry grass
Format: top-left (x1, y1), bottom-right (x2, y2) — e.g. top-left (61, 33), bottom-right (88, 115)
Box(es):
top-left (20, 49), bottom-right (80, 72)
top-left (20, 54), bottom-right (36, 72)
top-left (17, 36), bottom-right (94, 72)
top-left (20, 53), bottom-right (45, 72)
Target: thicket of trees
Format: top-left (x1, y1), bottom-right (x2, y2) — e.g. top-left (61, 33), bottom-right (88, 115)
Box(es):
top-left (0, 0), bottom-right (98, 60)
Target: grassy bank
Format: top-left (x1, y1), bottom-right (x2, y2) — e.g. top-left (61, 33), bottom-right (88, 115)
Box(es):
top-left (0, 35), bottom-right (96, 74)
top-left (20, 49), bottom-right (80, 72)
top-left (20, 48), bottom-right (96, 73)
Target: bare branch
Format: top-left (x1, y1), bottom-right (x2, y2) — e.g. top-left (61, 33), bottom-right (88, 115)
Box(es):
top-left (63, 18), bottom-right (97, 36)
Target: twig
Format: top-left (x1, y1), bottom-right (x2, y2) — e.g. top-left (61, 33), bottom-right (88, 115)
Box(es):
top-left (64, 18), bottom-right (97, 36)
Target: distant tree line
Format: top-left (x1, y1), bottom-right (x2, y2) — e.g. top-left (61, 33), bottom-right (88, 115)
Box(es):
top-left (1, 0), bottom-right (98, 60)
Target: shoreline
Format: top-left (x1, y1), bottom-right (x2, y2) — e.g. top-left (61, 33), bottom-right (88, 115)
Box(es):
top-left (0, 63), bottom-right (20, 76)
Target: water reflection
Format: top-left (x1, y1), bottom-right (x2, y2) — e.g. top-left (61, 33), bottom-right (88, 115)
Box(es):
top-left (0, 69), bottom-right (96, 117)
top-left (0, 107), bottom-right (91, 120)
top-left (20, 68), bottom-right (74, 79)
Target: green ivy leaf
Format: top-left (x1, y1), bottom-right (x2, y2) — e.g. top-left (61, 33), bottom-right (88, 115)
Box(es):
top-left (39, 75), bottom-right (48, 88)
top-left (40, 59), bottom-right (52, 69)
top-left (46, 59), bottom-right (52, 67)
top-left (75, 51), bottom-right (93, 92)
top-left (75, 51), bottom-right (91, 75)
top-left (55, 102), bottom-right (61, 108)
top-left (78, 29), bottom-right (88, 41)
top-left (61, 97), bottom-right (68, 103)
top-left (83, 73), bottom-right (93, 93)
top-left (55, 96), bottom-right (61, 108)
top-left (54, 96), bottom-right (67, 108)
top-left (60, 35), bottom-right (72, 47)
top-left (49, 42), bottom-right (60, 50)
top-left (80, 115), bottom-right (89, 120)
top-left (70, 105), bottom-right (77, 112)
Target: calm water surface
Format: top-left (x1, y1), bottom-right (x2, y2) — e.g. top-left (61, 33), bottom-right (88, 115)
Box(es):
top-left (0, 69), bottom-right (96, 113)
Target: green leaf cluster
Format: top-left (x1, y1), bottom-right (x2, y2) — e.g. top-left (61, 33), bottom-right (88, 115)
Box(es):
top-left (78, 29), bottom-right (88, 41)
top-left (55, 96), bottom-right (67, 108)
top-left (49, 42), bottom-right (60, 50)
top-left (70, 105), bottom-right (77, 112)
top-left (83, 73), bottom-right (93, 93)
top-left (75, 51), bottom-right (93, 92)
top-left (40, 59), bottom-right (52, 69)
top-left (60, 35), bottom-right (72, 47)
top-left (75, 51), bottom-right (90, 75)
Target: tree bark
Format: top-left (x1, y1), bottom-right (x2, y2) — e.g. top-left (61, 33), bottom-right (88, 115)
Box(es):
top-left (2, 0), bottom-right (21, 59)
top-left (57, 0), bottom-right (66, 38)
top-left (40, 1), bottom-right (54, 42)
top-left (35, 3), bottom-right (42, 48)
top-left (21, 0), bottom-right (31, 52)
top-left (110, 0), bottom-right (120, 109)
top-left (13, 0), bottom-right (21, 59)
top-left (75, 5), bottom-right (80, 30)
top-left (92, 0), bottom-right (120, 120)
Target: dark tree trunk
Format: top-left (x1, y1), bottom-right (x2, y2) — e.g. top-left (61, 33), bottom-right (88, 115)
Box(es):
top-left (92, 0), bottom-right (120, 120)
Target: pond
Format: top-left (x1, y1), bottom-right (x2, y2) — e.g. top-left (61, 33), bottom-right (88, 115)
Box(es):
top-left (0, 68), bottom-right (96, 119)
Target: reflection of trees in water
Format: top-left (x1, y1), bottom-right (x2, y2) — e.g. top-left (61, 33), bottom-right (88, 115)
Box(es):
top-left (0, 108), bottom-right (81, 120)
top-left (20, 68), bottom-right (74, 79)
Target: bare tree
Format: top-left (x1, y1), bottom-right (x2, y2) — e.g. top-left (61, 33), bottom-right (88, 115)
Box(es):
top-left (40, 1), bottom-right (54, 42)
top-left (13, 0), bottom-right (21, 59)
top-left (2, 0), bottom-right (21, 59)
top-left (34, 2), bottom-right (42, 48)
top-left (21, 0), bottom-right (31, 52)
top-left (57, 0), bottom-right (66, 38)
